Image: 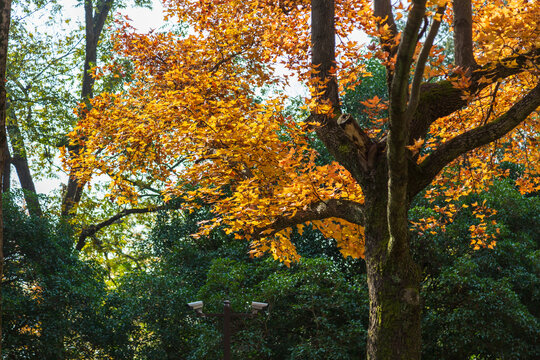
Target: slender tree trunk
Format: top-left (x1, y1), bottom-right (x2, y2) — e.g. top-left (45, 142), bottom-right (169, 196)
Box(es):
top-left (363, 178), bottom-right (422, 360)
top-left (453, 0), bottom-right (476, 69)
top-left (0, 0), bottom-right (11, 356)
top-left (1, 139), bottom-right (8, 192)
top-left (7, 115), bottom-right (42, 217)
top-left (62, 0), bottom-right (113, 217)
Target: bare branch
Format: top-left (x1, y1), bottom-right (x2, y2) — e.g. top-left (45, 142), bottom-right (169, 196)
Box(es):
top-left (251, 199), bottom-right (365, 239)
top-left (390, 0), bottom-right (427, 114)
top-left (76, 203), bottom-right (178, 250)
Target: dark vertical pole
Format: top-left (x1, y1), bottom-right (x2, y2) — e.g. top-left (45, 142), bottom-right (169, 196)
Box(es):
top-left (223, 300), bottom-right (232, 360)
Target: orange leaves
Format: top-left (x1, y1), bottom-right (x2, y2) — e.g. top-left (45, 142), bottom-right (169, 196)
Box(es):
top-left (65, 0), bottom-right (539, 266)
top-left (360, 95), bottom-right (385, 109)
top-left (424, 72), bottom-right (540, 201)
top-left (473, 0), bottom-right (540, 65)
top-left (406, 138), bottom-right (425, 156)
top-left (249, 230), bottom-right (301, 267)
top-left (312, 218), bottom-right (365, 259)
top-left (469, 200), bottom-right (499, 250)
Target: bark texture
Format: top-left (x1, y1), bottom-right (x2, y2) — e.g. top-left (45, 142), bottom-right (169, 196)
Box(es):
top-left (0, 0), bottom-right (11, 356)
top-left (1, 139), bottom-right (8, 191)
top-left (364, 185), bottom-right (421, 360)
top-left (453, 0), bottom-right (476, 69)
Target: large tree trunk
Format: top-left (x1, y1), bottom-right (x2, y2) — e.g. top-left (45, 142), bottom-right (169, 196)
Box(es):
top-left (363, 168), bottom-right (422, 360)
top-left (311, 1), bottom-right (422, 357)
top-left (0, 0), bottom-right (11, 356)
top-left (364, 215), bottom-right (422, 359)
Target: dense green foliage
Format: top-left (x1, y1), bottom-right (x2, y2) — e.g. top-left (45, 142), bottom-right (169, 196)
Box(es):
top-left (2, 180), bottom-right (539, 359)
top-left (114, 209), bottom-right (369, 359)
top-left (2, 194), bottom-right (130, 359)
top-left (412, 180), bottom-right (540, 359)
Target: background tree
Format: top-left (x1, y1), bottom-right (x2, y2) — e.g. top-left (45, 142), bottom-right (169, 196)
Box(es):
top-left (6, 0), bottom-right (82, 217)
top-left (0, 0), bottom-right (11, 355)
top-left (67, 0), bottom-right (540, 358)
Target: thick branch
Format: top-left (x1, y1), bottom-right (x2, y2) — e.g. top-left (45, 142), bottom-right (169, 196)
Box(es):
top-left (314, 118), bottom-right (378, 183)
top-left (251, 199), bottom-right (365, 239)
top-left (373, 0), bottom-right (398, 58)
top-left (406, 5), bottom-right (446, 121)
top-left (453, 0), bottom-right (476, 69)
top-left (390, 0), bottom-right (427, 113)
top-left (311, 0), bottom-right (379, 181)
top-left (409, 48), bottom-right (540, 143)
top-left (374, 0), bottom-right (397, 32)
top-left (76, 203), bottom-right (174, 250)
top-left (337, 114), bottom-right (376, 171)
top-left (311, 0), bottom-right (339, 109)
top-left (412, 82), bottom-right (540, 196)
top-left (386, 0), bottom-right (426, 256)
top-left (83, 0), bottom-right (95, 99)
top-left (82, 0), bottom-right (112, 99)
top-left (93, 0), bottom-right (113, 47)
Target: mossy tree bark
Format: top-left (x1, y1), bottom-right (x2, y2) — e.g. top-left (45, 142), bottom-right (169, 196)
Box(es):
top-left (363, 172), bottom-right (421, 359)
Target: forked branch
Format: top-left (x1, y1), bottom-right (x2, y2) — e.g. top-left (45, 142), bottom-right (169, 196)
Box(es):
top-left (406, 5), bottom-right (446, 121)
top-left (77, 203), bottom-right (177, 250)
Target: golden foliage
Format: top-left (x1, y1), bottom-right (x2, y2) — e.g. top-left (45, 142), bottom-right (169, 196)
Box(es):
top-left (65, 0), bottom-right (539, 264)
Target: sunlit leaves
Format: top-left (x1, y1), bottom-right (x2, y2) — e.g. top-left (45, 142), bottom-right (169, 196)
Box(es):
top-left (67, 0), bottom-right (539, 264)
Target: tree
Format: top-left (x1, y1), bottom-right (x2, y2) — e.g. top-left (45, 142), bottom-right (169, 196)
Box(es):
top-left (411, 179), bottom-right (540, 359)
top-left (61, 0), bottom-right (115, 217)
top-left (0, 0), bottom-right (11, 356)
top-left (67, 0), bottom-right (540, 358)
top-left (6, 0), bottom-right (83, 217)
